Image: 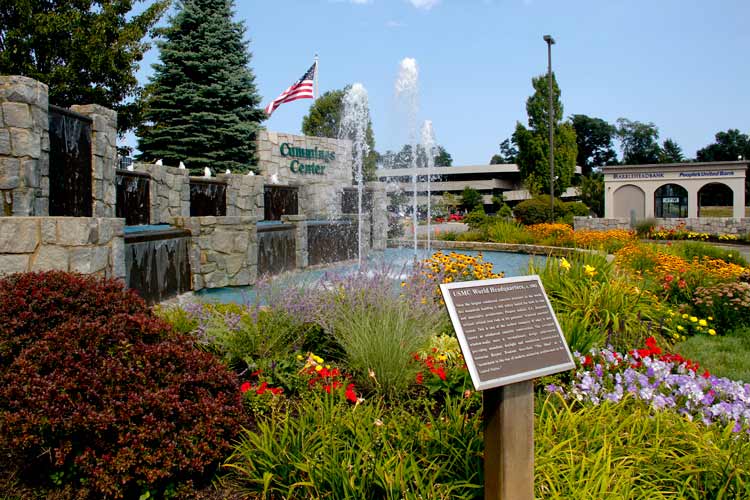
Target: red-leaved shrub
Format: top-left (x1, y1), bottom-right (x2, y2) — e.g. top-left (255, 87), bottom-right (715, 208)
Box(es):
top-left (0, 272), bottom-right (243, 499)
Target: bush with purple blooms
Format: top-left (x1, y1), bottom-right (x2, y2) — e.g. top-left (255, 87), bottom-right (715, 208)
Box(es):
top-left (547, 337), bottom-right (750, 432)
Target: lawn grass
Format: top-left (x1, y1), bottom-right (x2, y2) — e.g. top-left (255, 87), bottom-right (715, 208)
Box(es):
top-left (699, 206), bottom-right (750, 217)
top-left (675, 326), bottom-right (750, 383)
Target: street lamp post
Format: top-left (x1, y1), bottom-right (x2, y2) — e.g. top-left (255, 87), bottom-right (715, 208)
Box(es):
top-left (543, 34), bottom-right (555, 216)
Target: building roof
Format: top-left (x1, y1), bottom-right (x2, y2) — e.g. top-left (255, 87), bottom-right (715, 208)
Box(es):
top-left (375, 163), bottom-right (520, 178)
top-left (375, 163), bottom-right (582, 178)
top-left (602, 160), bottom-right (748, 171)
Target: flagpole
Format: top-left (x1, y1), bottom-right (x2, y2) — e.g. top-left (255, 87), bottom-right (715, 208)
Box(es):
top-left (314, 53), bottom-right (319, 99)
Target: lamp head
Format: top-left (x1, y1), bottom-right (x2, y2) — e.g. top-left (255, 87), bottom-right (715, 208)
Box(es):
top-left (543, 35), bottom-right (556, 45)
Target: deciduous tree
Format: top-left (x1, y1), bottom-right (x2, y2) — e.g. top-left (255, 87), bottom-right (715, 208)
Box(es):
top-left (302, 87), bottom-right (377, 181)
top-left (513, 73), bottom-right (577, 195)
top-left (0, 0), bottom-right (169, 136)
top-left (570, 114), bottom-right (618, 174)
top-left (490, 138), bottom-right (518, 164)
top-left (616, 118), bottom-right (661, 165)
top-left (696, 129), bottom-right (750, 162)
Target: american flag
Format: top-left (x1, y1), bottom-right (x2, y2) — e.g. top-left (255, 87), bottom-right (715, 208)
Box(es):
top-left (264, 62), bottom-right (317, 116)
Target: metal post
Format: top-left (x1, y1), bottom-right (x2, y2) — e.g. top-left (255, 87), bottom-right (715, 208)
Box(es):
top-left (544, 35), bottom-right (556, 216)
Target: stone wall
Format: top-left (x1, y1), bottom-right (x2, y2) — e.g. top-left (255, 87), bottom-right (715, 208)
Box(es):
top-left (133, 162), bottom-right (190, 223)
top-left (0, 76), bottom-right (49, 216)
top-left (574, 216), bottom-right (750, 235)
top-left (70, 104), bottom-right (117, 217)
top-left (223, 173), bottom-right (264, 218)
top-left (171, 216), bottom-right (257, 290)
top-left (256, 130), bottom-right (352, 219)
top-left (0, 217), bottom-right (125, 279)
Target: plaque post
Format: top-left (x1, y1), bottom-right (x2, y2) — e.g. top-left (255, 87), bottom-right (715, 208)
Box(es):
top-left (483, 380), bottom-right (534, 500)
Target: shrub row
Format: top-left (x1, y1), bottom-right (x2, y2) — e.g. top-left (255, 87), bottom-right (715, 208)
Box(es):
top-left (0, 271), bottom-right (243, 499)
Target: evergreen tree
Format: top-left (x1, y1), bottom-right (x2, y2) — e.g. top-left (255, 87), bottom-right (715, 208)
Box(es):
top-left (137, 0), bottom-right (265, 174)
top-left (0, 0), bottom-right (169, 136)
top-left (513, 73), bottom-right (577, 195)
top-left (302, 87), bottom-right (377, 180)
top-left (659, 138), bottom-right (684, 163)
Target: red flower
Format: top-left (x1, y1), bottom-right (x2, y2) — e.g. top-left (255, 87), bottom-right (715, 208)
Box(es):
top-left (240, 382), bottom-right (252, 393)
top-left (583, 355), bottom-right (593, 366)
top-left (416, 372), bottom-right (424, 385)
top-left (269, 387), bottom-right (283, 395)
top-left (256, 381), bottom-right (268, 395)
top-left (431, 367), bottom-right (447, 381)
top-left (345, 383), bottom-right (357, 403)
top-left (702, 370), bottom-right (711, 379)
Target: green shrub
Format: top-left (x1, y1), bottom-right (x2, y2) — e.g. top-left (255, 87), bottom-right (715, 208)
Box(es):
top-left (315, 272), bottom-right (446, 399)
top-left (514, 195), bottom-right (571, 225)
top-left (463, 205), bottom-right (488, 230)
top-left (533, 254), bottom-right (665, 351)
top-left (564, 201), bottom-right (590, 217)
top-left (456, 230), bottom-right (486, 242)
top-left (635, 218), bottom-right (657, 236)
top-left (485, 218), bottom-right (535, 244)
top-left (497, 203), bottom-right (513, 218)
top-left (673, 240), bottom-right (748, 266)
top-left (692, 281), bottom-right (750, 332)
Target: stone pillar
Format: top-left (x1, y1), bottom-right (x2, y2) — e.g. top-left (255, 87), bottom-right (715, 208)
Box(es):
top-left (136, 163), bottom-right (190, 223)
top-left (369, 182), bottom-right (388, 251)
top-left (0, 76), bottom-right (49, 216)
top-left (282, 215), bottom-right (308, 269)
top-left (225, 173), bottom-right (264, 217)
top-left (70, 104), bottom-right (117, 218)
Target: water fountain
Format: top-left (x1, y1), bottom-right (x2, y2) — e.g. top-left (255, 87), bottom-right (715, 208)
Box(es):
top-left (340, 83), bottom-right (371, 267)
top-left (421, 120), bottom-right (437, 252)
top-left (395, 58), bottom-right (419, 257)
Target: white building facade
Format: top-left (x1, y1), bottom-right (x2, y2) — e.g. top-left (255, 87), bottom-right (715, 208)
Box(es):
top-left (603, 161), bottom-right (748, 219)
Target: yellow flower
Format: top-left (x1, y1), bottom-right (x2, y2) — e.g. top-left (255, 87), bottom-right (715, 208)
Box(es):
top-left (677, 325), bottom-right (684, 331)
top-left (296, 354), bottom-right (304, 361)
top-left (313, 355), bottom-right (323, 364)
top-left (699, 319), bottom-right (707, 327)
top-left (315, 365), bottom-right (323, 372)
top-left (708, 329), bottom-right (717, 336)
top-left (690, 316), bottom-right (698, 323)
top-left (437, 354), bottom-right (447, 361)
top-left (583, 265), bottom-right (597, 277)
top-left (708, 316), bottom-right (714, 321)
top-left (559, 257), bottom-right (571, 271)
top-left (682, 313), bottom-right (689, 319)
top-left (400, 281), bottom-right (406, 287)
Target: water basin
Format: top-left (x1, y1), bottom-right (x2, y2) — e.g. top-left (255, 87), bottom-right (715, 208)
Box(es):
top-left (194, 248), bottom-right (546, 304)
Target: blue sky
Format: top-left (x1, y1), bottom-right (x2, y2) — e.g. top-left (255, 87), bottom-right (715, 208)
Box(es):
top-left (126, 0), bottom-right (750, 166)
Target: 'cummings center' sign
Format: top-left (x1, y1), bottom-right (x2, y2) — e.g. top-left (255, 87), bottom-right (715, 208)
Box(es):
top-left (280, 142), bottom-right (335, 175)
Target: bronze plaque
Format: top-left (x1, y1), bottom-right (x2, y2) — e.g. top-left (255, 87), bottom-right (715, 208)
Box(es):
top-left (440, 276), bottom-right (574, 391)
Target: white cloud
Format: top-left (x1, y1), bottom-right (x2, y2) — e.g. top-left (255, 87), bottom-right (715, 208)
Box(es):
top-left (408, 0), bottom-right (440, 10)
top-left (386, 20), bottom-right (406, 28)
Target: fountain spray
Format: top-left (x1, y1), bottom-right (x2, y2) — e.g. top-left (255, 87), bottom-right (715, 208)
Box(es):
top-left (395, 58), bottom-right (419, 258)
top-left (340, 83), bottom-right (371, 267)
top-left (421, 121), bottom-right (437, 252)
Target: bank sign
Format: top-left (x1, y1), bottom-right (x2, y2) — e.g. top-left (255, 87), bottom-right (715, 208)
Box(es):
top-left (280, 142), bottom-right (335, 175)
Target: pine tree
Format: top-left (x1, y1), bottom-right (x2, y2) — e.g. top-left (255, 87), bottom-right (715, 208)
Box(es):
top-left (137, 0), bottom-right (265, 174)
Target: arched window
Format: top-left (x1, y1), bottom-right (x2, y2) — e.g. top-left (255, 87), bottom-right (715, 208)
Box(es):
top-left (654, 184), bottom-right (688, 218)
top-left (698, 183), bottom-right (733, 217)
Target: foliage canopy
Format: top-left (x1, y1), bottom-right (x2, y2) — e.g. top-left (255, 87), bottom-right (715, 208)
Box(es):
top-left (0, 0), bottom-right (169, 136)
